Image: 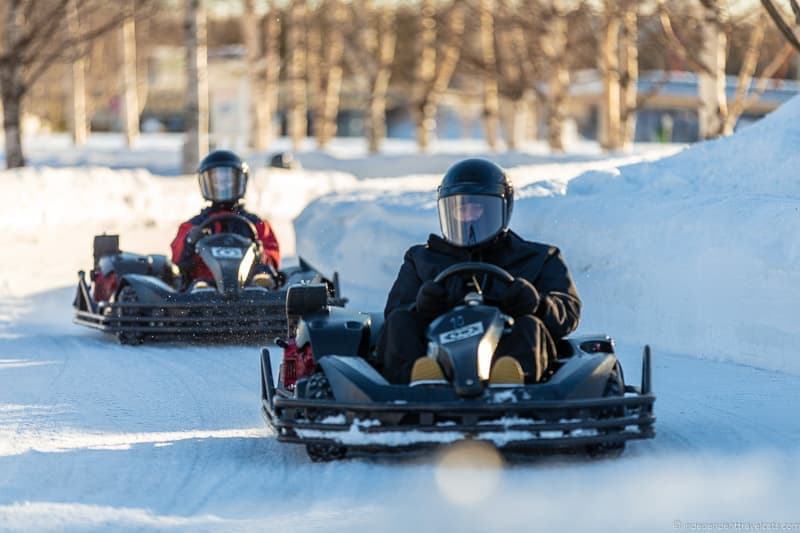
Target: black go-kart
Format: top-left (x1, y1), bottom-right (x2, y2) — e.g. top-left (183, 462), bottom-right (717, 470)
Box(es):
top-left (261, 262), bottom-right (655, 462)
top-left (73, 213), bottom-right (345, 345)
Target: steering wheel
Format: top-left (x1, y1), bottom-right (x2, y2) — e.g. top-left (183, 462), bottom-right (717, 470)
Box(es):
top-left (433, 262), bottom-right (515, 302)
top-left (185, 213), bottom-right (260, 253)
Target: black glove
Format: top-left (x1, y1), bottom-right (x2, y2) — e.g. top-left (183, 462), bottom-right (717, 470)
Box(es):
top-left (185, 226), bottom-right (205, 246)
top-left (416, 280), bottom-right (450, 319)
top-left (500, 278), bottom-right (541, 318)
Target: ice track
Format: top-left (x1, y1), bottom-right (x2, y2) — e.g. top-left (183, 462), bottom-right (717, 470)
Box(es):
top-left (1, 289), bottom-right (799, 532)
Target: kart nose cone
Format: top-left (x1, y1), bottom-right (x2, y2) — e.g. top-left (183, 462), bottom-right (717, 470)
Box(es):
top-left (453, 376), bottom-right (483, 397)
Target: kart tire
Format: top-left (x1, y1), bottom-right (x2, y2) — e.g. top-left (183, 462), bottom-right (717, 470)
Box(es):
top-left (586, 362), bottom-right (626, 459)
top-left (115, 285), bottom-right (144, 345)
top-left (305, 372), bottom-right (347, 462)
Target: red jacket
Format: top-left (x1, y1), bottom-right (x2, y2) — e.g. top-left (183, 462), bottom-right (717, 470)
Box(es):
top-left (170, 204), bottom-right (280, 283)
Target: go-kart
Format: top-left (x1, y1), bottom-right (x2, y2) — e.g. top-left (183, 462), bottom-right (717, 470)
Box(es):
top-left (261, 262), bottom-right (655, 462)
top-left (73, 213), bottom-right (344, 344)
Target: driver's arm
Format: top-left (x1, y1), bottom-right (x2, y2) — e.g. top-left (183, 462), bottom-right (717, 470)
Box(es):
top-left (170, 221), bottom-right (197, 270)
top-left (255, 220), bottom-right (280, 269)
top-left (384, 247), bottom-right (423, 319)
top-left (533, 249), bottom-right (582, 339)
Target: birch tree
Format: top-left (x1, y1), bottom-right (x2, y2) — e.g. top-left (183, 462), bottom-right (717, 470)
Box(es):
top-left (346, 0), bottom-right (397, 153)
top-left (0, 0), bottom-right (131, 168)
top-left (599, 0), bottom-right (638, 150)
top-left (67, 0), bottom-right (88, 146)
top-left (761, 0), bottom-right (800, 52)
top-left (121, 0), bottom-right (139, 147)
top-left (311, 0), bottom-right (346, 148)
top-left (539, 0), bottom-right (570, 152)
top-left (480, 0), bottom-right (500, 151)
top-left (182, 0), bottom-right (208, 174)
top-left (287, 0), bottom-right (308, 150)
top-left (660, 1), bottom-right (794, 138)
top-left (241, 0), bottom-right (281, 150)
top-left (411, 0), bottom-right (466, 152)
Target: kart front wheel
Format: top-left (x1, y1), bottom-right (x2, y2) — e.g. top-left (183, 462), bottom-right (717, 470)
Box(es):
top-left (305, 372), bottom-right (347, 462)
top-left (586, 362), bottom-right (626, 459)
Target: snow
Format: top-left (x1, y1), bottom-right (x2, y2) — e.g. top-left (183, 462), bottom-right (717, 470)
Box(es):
top-left (1, 118), bottom-right (799, 531)
top-left (296, 99), bottom-right (800, 376)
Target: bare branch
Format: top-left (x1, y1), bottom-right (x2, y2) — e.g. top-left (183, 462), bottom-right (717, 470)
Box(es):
top-left (761, 0), bottom-right (800, 52)
top-left (657, 2), bottom-right (712, 74)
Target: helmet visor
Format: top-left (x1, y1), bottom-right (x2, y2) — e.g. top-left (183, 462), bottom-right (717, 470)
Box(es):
top-left (198, 167), bottom-right (247, 202)
top-left (438, 194), bottom-right (505, 247)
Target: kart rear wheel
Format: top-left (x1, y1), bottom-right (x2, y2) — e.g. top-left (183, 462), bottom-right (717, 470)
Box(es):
top-left (305, 372), bottom-right (347, 462)
top-left (586, 362), bottom-right (626, 459)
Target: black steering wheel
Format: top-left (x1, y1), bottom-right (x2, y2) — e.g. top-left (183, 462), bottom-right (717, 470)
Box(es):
top-left (433, 262), bottom-right (515, 297)
top-left (186, 213), bottom-right (261, 254)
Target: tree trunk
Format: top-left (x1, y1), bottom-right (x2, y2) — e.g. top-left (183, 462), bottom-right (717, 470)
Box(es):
top-left (121, 9), bottom-right (139, 147)
top-left (524, 90), bottom-right (539, 141)
top-left (2, 3), bottom-right (25, 168)
top-left (241, 0), bottom-right (267, 150)
top-left (263, 1), bottom-right (281, 148)
top-left (365, 6), bottom-right (396, 154)
top-left (0, 73), bottom-right (24, 169)
top-left (500, 98), bottom-right (525, 150)
top-left (723, 15), bottom-right (767, 136)
top-left (287, 0), bottom-right (308, 150)
top-left (599, 0), bottom-right (621, 151)
top-left (412, 1), bottom-right (465, 152)
top-left (412, 0), bottom-right (437, 152)
top-left (315, 0), bottom-right (346, 148)
top-left (542, 3), bottom-right (569, 153)
top-left (698, 1), bottom-right (727, 140)
top-left (480, 0), bottom-right (499, 151)
top-left (620, 1), bottom-right (638, 147)
top-left (182, 0), bottom-right (209, 175)
top-left (68, 0), bottom-right (88, 146)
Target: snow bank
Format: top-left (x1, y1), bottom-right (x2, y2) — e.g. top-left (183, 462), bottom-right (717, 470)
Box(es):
top-left (296, 97), bottom-right (800, 375)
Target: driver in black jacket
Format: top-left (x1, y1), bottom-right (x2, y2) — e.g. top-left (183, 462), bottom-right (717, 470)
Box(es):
top-left (378, 158), bottom-right (582, 385)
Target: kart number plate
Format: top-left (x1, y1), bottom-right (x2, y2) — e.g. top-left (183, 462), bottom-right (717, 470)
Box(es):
top-left (439, 322), bottom-right (484, 344)
top-left (211, 246), bottom-right (243, 259)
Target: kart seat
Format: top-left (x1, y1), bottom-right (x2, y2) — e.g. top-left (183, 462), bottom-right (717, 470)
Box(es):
top-left (367, 312), bottom-right (385, 351)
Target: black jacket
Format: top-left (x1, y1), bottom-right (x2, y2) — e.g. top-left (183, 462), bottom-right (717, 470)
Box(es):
top-left (383, 231), bottom-right (581, 340)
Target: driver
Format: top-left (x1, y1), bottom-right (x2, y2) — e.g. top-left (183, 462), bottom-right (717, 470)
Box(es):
top-left (170, 150), bottom-right (280, 288)
top-left (378, 158), bottom-right (581, 385)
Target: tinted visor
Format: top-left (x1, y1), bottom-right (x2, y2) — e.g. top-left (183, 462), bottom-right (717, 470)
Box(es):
top-left (198, 167), bottom-right (247, 202)
top-left (438, 194), bottom-right (505, 247)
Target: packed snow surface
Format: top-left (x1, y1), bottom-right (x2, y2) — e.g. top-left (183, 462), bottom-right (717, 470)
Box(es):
top-left (1, 125), bottom-right (799, 531)
top-left (297, 99), bottom-right (800, 376)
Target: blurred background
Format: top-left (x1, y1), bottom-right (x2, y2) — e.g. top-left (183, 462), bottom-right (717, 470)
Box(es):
top-left (2, 0), bottom-right (800, 172)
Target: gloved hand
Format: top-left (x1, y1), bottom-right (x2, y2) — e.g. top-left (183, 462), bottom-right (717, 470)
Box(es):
top-left (416, 280), bottom-right (450, 319)
top-left (185, 226), bottom-right (205, 246)
top-left (499, 278), bottom-right (541, 318)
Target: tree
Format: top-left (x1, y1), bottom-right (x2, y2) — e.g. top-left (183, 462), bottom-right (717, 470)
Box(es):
top-left (309, 0), bottom-right (346, 148)
top-left (67, 0), bottom-right (88, 146)
top-left (479, 0), bottom-right (500, 150)
top-left (287, 0), bottom-right (308, 150)
top-left (0, 0), bottom-right (129, 168)
top-left (182, 0), bottom-right (208, 174)
top-left (660, 0), bottom-right (794, 139)
top-left (345, 0), bottom-right (397, 153)
top-left (761, 0), bottom-right (800, 52)
top-left (411, 0), bottom-right (466, 152)
top-left (599, 0), bottom-right (638, 151)
top-left (241, 0), bottom-right (281, 151)
top-left (121, 0), bottom-right (139, 147)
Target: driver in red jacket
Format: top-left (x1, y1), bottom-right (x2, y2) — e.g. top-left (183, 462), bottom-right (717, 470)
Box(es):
top-left (170, 150), bottom-right (280, 288)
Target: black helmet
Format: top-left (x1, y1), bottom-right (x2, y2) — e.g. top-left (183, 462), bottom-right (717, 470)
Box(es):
top-left (197, 150), bottom-right (249, 203)
top-left (437, 158), bottom-right (514, 248)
